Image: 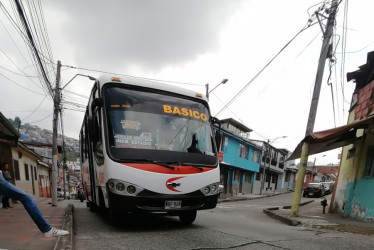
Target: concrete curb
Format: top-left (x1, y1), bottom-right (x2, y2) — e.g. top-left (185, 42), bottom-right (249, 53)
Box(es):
top-left (218, 191), bottom-right (290, 203)
top-left (263, 200), bottom-right (315, 226)
top-left (54, 203), bottom-right (74, 250)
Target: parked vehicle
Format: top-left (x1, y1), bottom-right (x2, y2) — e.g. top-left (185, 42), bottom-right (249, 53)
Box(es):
top-left (303, 183), bottom-right (325, 198)
top-left (320, 181), bottom-right (334, 194)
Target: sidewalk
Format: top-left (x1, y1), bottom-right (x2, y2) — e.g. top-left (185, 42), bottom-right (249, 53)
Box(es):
top-left (264, 196), bottom-right (374, 236)
top-left (218, 191), bottom-right (374, 236)
top-left (0, 197), bottom-right (73, 250)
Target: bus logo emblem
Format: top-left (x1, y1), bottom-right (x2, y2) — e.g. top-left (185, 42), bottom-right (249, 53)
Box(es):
top-left (166, 177), bottom-right (184, 192)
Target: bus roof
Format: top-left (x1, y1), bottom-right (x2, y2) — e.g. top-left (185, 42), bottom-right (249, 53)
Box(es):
top-left (96, 75), bottom-right (208, 103)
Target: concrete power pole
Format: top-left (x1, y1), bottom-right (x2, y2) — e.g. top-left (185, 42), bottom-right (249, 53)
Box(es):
top-left (51, 60), bottom-right (61, 206)
top-left (290, 0), bottom-right (338, 216)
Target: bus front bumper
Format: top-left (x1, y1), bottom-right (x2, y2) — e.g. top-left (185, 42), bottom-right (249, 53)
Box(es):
top-left (107, 189), bottom-right (218, 213)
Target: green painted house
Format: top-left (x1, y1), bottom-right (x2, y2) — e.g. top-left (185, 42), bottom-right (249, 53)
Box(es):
top-left (332, 51), bottom-right (374, 220)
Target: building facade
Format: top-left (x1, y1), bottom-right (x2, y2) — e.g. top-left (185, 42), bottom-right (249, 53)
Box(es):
top-left (251, 141), bottom-right (290, 194)
top-left (217, 118), bottom-right (262, 196)
top-left (332, 51), bottom-right (374, 220)
top-left (11, 142), bottom-right (41, 197)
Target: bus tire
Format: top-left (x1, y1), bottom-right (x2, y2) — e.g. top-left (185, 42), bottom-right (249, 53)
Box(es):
top-left (109, 209), bottom-right (122, 227)
top-left (179, 210), bottom-right (197, 225)
top-left (98, 189), bottom-right (106, 211)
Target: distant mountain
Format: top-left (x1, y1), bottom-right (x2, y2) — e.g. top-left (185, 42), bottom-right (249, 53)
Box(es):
top-left (7, 117), bottom-right (80, 161)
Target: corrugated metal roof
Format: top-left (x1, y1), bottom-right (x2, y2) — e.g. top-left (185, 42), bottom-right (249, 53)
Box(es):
top-left (220, 118), bottom-right (252, 132)
top-left (288, 115), bottom-right (374, 161)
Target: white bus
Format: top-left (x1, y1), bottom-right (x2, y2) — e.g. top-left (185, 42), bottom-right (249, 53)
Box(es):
top-left (80, 75), bottom-right (221, 225)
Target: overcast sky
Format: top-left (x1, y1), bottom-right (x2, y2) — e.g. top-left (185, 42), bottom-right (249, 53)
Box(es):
top-left (1, 0), bottom-right (373, 165)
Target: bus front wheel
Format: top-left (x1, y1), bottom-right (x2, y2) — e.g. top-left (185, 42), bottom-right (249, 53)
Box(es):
top-left (109, 209), bottom-right (121, 227)
top-left (179, 210), bottom-right (197, 225)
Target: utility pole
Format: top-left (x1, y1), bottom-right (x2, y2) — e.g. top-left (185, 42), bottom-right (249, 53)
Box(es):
top-left (260, 140), bottom-right (270, 195)
top-left (51, 60), bottom-right (61, 206)
top-left (290, 0), bottom-right (338, 216)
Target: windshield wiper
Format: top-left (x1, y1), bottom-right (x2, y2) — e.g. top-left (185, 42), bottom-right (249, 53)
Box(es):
top-left (137, 159), bottom-right (175, 170)
top-left (166, 161), bottom-right (203, 171)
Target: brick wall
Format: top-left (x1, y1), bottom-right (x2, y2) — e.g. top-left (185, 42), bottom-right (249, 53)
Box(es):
top-left (355, 80), bottom-right (374, 120)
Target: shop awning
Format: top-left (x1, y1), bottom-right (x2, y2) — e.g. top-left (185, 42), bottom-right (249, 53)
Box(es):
top-left (287, 115), bottom-right (374, 161)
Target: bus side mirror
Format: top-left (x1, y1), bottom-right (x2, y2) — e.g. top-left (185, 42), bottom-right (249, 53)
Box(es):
top-left (91, 98), bottom-right (102, 113)
top-left (215, 132), bottom-right (221, 151)
top-left (212, 117), bottom-right (221, 150)
top-left (88, 115), bottom-right (99, 143)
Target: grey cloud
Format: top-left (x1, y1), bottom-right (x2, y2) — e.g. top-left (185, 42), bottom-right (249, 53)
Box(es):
top-left (45, 0), bottom-right (244, 72)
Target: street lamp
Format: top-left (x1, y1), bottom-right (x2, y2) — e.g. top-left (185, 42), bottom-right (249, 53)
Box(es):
top-left (312, 154), bottom-right (326, 182)
top-left (206, 78), bottom-right (228, 100)
top-left (51, 64), bottom-right (96, 205)
top-left (260, 136), bottom-right (287, 195)
top-left (313, 154), bottom-right (326, 167)
top-left (61, 74), bottom-right (96, 90)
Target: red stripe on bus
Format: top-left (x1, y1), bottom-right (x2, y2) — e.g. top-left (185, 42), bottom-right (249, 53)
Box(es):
top-left (122, 163), bottom-right (212, 174)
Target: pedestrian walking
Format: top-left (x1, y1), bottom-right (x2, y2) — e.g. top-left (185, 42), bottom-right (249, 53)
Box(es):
top-left (2, 163), bottom-right (13, 209)
top-left (0, 163), bottom-right (69, 237)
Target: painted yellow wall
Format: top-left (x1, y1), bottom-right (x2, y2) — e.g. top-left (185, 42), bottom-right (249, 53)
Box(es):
top-left (12, 147), bottom-right (40, 198)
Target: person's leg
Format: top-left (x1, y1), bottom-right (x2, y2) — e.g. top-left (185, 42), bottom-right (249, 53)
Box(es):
top-left (0, 177), bottom-right (51, 232)
top-left (4, 196), bottom-right (11, 208)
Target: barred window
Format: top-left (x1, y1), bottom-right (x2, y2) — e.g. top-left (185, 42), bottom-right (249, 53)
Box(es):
top-left (364, 147), bottom-right (374, 177)
top-left (239, 144), bottom-right (248, 159)
top-left (252, 150), bottom-right (260, 163)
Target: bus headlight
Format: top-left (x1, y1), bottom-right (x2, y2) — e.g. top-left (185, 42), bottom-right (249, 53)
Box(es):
top-left (116, 183), bottom-right (125, 192)
top-left (107, 179), bottom-right (143, 196)
top-left (200, 183), bottom-right (220, 196)
top-left (127, 185), bottom-right (136, 194)
top-left (211, 184), bottom-right (217, 192)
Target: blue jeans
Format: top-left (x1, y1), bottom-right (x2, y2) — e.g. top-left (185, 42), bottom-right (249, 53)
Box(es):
top-left (0, 176), bottom-right (51, 233)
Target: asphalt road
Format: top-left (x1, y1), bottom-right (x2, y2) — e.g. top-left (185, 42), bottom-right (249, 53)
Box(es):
top-left (72, 193), bottom-right (374, 250)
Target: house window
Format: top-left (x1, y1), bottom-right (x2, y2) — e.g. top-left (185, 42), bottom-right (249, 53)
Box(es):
top-left (13, 160), bottom-right (20, 180)
top-left (347, 147), bottom-right (356, 159)
top-left (364, 147), bottom-right (374, 177)
top-left (252, 150), bottom-right (260, 163)
top-left (34, 166), bottom-right (37, 181)
top-left (24, 163), bottom-right (30, 181)
top-left (220, 136), bottom-right (228, 152)
top-left (239, 144), bottom-right (248, 159)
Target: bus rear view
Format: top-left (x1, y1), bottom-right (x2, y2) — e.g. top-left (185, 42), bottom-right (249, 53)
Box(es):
top-left (80, 76), bottom-right (221, 225)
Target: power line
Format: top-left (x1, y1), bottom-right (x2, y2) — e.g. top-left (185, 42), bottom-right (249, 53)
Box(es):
top-left (27, 112), bottom-right (53, 124)
top-left (14, 0), bottom-right (54, 97)
top-left (21, 95), bottom-right (48, 121)
top-left (340, 0), bottom-right (349, 121)
top-left (0, 70), bottom-right (45, 95)
top-left (215, 22), bottom-right (313, 117)
top-left (61, 64), bottom-right (204, 87)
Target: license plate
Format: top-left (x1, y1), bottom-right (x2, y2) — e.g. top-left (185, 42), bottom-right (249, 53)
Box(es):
top-left (165, 200), bottom-right (181, 209)
top-left (309, 193), bottom-right (313, 196)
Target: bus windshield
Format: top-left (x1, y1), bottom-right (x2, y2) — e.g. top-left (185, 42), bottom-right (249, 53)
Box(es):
top-left (103, 85), bottom-right (217, 166)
